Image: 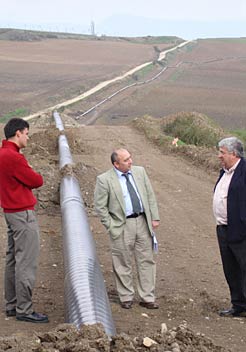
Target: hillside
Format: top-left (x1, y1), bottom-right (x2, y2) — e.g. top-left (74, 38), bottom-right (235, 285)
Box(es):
top-left (1, 31), bottom-right (246, 130)
top-left (0, 28), bottom-right (183, 44)
top-left (0, 29), bottom-right (182, 121)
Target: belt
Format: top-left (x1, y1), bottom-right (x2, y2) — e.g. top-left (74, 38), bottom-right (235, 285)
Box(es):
top-left (126, 212), bottom-right (144, 219)
top-left (217, 224), bottom-right (228, 228)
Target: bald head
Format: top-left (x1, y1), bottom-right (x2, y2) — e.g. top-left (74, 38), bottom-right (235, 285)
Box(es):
top-left (111, 148), bottom-right (132, 173)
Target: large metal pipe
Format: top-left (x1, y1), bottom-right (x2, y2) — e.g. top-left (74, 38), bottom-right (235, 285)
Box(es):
top-left (53, 111), bottom-right (116, 336)
top-left (60, 176), bottom-right (116, 336)
top-left (58, 135), bottom-right (73, 169)
top-left (53, 110), bottom-right (64, 131)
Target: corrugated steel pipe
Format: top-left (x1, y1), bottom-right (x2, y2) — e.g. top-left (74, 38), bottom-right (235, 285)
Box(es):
top-left (60, 176), bottom-right (116, 336)
top-left (53, 110), bottom-right (64, 131)
top-left (58, 134), bottom-right (73, 169)
top-left (53, 111), bottom-right (116, 336)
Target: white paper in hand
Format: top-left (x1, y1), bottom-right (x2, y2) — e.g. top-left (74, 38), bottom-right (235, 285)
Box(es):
top-left (152, 232), bottom-right (158, 253)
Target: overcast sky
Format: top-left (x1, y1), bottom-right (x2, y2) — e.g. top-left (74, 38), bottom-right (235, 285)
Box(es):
top-left (1, 0), bottom-right (246, 39)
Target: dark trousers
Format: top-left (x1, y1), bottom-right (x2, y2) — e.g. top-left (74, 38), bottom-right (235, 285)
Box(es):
top-left (217, 225), bottom-right (246, 309)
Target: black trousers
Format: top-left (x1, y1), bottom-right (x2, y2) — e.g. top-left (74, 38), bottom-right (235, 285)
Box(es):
top-left (217, 225), bottom-right (246, 309)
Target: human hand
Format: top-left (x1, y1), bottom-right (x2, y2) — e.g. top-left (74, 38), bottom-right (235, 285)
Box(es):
top-left (152, 220), bottom-right (160, 229)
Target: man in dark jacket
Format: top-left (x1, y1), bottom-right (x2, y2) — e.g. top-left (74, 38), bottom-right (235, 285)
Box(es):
top-left (213, 136), bottom-right (246, 317)
top-left (0, 118), bottom-right (48, 323)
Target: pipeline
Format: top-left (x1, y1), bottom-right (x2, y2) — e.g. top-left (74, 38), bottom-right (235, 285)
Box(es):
top-left (53, 111), bottom-right (116, 336)
top-left (58, 135), bottom-right (73, 169)
top-left (53, 110), bottom-right (64, 131)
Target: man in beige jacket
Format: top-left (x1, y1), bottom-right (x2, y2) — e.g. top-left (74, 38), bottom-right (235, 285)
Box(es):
top-left (94, 148), bottom-right (160, 309)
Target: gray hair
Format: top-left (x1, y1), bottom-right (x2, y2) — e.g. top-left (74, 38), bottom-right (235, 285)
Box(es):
top-left (218, 137), bottom-right (244, 158)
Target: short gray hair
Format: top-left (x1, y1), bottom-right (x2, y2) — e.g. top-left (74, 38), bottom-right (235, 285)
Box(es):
top-left (218, 137), bottom-right (244, 158)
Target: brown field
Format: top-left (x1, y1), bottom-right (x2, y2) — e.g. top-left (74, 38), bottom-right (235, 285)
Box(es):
top-left (71, 38), bottom-right (246, 129)
top-left (0, 33), bottom-right (246, 352)
top-left (0, 36), bottom-right (173, 117)
top-left (1, 36), bottom-right (246, 129)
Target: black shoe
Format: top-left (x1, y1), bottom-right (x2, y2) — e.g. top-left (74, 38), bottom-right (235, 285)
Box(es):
top-left (6, 309), bottom-right (16, 317)
top-left (121, 301), bottom-right (133, 309)
top-left (139, 301), bottom-right (159, 309)
top-left (16, 312), bottom-right (49, 323)
top-left (219, 307), bottom-right (246, 317)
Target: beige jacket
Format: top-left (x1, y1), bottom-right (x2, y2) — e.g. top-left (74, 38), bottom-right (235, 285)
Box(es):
top-left (94, 166), bottom-right (160, 239)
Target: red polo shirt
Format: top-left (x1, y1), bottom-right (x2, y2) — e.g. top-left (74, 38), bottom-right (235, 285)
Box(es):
top-left (0, 140), bottom-right (43, 213)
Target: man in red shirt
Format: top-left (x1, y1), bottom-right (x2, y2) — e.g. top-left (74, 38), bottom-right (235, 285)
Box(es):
top-left (0, 118), bottom-right (48, 323)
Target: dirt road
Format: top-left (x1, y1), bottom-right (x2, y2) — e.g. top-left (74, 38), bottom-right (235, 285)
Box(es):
top-left (0, 119), bottom-right (245, 351)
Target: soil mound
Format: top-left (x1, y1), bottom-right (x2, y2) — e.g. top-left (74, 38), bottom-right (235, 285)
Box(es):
top-left (0, 322), bottom-right (229, 352)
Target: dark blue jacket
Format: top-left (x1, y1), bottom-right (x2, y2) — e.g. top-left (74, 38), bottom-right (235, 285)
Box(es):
top-left (215, 158), bottom-right (246, 242)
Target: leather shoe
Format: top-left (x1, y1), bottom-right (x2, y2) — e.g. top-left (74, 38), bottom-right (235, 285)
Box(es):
top-left (121, 301), bottom-right (133, 309)
top-left (219, 307), bottom-right (246, 317)
top-left (139, 301), bottom-right (159, 309)
top-left (6, 309), bottom-right (16, 317)
top-left (16, 312), bottom-right (49, 323)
